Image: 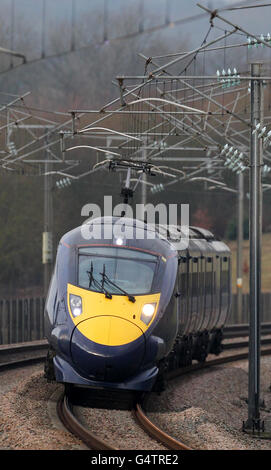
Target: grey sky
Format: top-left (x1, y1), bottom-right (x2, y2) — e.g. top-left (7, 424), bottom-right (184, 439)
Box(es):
top-left (0, 0), bottom-right (270, 50)
top-left (0, 0), bottom-right (270, 100)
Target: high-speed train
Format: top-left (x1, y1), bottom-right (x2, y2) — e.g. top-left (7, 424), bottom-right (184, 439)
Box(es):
top-left (44, 216), bottom-right (231, 392)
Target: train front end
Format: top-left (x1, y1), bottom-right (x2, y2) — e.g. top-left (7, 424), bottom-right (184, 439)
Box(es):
top-left (44, 217), bottom-right (178, 391)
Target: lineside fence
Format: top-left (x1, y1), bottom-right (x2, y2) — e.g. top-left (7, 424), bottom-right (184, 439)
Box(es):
top-left (0, 297), bottom-right (45, 345)
top-left (0, 294), bottom-right (270, 345)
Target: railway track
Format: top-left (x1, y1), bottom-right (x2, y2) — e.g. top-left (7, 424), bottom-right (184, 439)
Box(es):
top-left (0, 331), bottom-right (270, 450)
top-left (57, 393), bottom-right (116, 450)
top-left (223, 337), bottom-right (271, 350)
top-left (0, 340), bottom-right (47, 371)
top-left (223, 322), bottom-right (271, 339)
top-left (57, 341), bottom-right (271, 451)
top-left (133, 402), bottom-right (192, 450)
top-left (138, 346), bottom-right (271, 450)
top-left (57, 387), bottom-right (193, 451)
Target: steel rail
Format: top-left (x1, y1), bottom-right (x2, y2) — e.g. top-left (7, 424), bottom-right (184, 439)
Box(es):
top-left (1, 330), bottom-right (270, 448)
top-left (0, 341), bottom-right (47, 371)
top-left (57, 394), bottom-right (117, 450)
top-left (58, 388), bottom-right (192, 451)
top-left (166, 347), bottom-right (271, 382)
top-left (223, 322), bottom-right (271, 338)
top-left (135, 346), bottom-right (271, 451)
top-left (55, 337), bottom-right (271, 451)
top-left (223, 338), bottom-right (271, 350)
top-left (133, 403), bottom-right (193, 450)
top-left (0, 355), bottom-right (45, 371)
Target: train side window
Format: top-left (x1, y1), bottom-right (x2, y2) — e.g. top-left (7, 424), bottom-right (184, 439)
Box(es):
top-left (221, 270), bottom-right (229, 292)
top-left (192, 272), bottom-right (198, 296)
top-left (205, 271), bottom-right (213, 294)
top-left (181, 272), bottom-right (187, 295)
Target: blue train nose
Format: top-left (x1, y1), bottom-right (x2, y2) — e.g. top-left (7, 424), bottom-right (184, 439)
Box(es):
top-left (70, 317), bottom-right (146, 382)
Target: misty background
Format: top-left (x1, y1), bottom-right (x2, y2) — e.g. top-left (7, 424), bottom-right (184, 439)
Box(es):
top-left (0, 0), bottom-right (270, 295)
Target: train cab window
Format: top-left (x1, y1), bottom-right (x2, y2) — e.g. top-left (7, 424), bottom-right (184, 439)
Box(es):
top-left (78, 247), bottom-right (158, 295)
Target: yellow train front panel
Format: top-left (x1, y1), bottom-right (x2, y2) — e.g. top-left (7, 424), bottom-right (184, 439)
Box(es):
top-left (67, 283), bottom-right (161, 347)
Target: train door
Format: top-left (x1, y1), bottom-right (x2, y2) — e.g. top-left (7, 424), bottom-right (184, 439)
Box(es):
top-left (218, 255), bottom-right (231, 327)
top-left (213, 253), bottom-right (221, 329)
top-left (184, 251), bottom-right (194, 335)
top-left (201, 253), bottom-right (213, 330)
top-left (192, 240), bottom-right (205, 332)
top-left (207, 253), bottom-right (218, 331)
top-left (191, 256), bottom-right (199, 333)
top-left (206, 240), bottom-right (222, 331)
top-left (211, 241), bottom-right (228, 330)
top-left (190, 244), bottom-right (201, 333)
top-left (178, 250), bottom-right (189, 336)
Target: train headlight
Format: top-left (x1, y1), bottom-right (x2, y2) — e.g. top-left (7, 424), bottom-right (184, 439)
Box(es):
top-left (140, 303), bottom-right (156, 325)
top-left (69, 294), bottom-right (83, 317)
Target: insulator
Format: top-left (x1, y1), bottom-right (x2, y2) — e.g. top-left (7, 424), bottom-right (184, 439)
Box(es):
top-left (258, 126), bottom-right (267, 138)
top-left (252, 123), bottom-right (261, 134)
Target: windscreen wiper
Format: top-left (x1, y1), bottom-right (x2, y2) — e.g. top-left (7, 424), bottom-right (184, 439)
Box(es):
top-left (87, 262), bottom-right (112, 299)
top-left (88, 261), bottom-right (94, 288)
top-left (100, 264), bottom-right (136, 303)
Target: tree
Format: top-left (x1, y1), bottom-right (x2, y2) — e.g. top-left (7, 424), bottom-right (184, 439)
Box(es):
top-left (192, 207), bottom-right (214, 230)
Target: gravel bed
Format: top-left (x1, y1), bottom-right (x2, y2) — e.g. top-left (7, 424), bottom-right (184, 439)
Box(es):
top-left (146, 356), bottom-right (271, 450)
top-left (1, 353), bottom-right (270, 450)
top-left (0, 365), bottom-right (166, 450)
top-left (0, 366), bottom-right (85, 450)
top-left (76, 406), bottom-right (167, 450)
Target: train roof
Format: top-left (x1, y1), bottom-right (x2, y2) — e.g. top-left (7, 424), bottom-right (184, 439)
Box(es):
top-left (155, 224), bottom-right (217, 242)
top-left (58, 217), bottom-right (229, 259)
top-left (60, 217), bottom-right (218, 245)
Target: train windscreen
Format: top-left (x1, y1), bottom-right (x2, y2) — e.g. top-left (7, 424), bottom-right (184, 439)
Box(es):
top-left (78, 246), bottom-right (157, 295)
